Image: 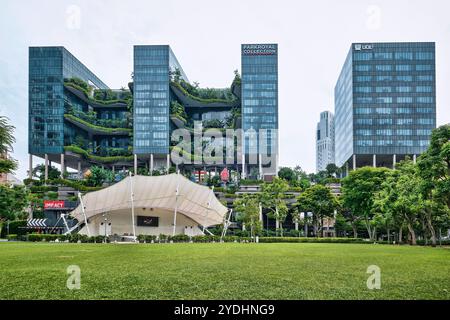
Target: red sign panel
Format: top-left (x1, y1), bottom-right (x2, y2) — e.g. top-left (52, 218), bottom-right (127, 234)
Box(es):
top-left (220, 168), bottom-right (229, 182)
top-left (44, 200), bottom-right (65, 209)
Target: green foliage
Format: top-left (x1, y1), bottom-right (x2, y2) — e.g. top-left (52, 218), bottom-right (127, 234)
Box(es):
top-left (0, 158), bottom-right (17, 174)
top-left (260, 178), bottom-right (290, 236)
top-left (297, 184), bottom-right (339, 236)
top-left (0, 185), bottom-right (30, 222)
top-left (170, 100), bottom-right (188, 122)
top-left (170, 81), bottom-right (235, 104)
top-left (341, 167), bottom-right (390, 241)
top-left (64, 145), bottom-right (134, 164)
top-left (64, 114), bottom-right (131, 133)
top-left (0, 220), bottom-right (28, 238)
top-left (0, 116), bottom-right (16, 155)
top-left (258, 237), bottom-right (366, 243)
top-left (32, 164), bottom-right (61, 181)
top-left (234, 194), bottom-right (263, 237)
top-left (86, 166), bottom-right (114, 187)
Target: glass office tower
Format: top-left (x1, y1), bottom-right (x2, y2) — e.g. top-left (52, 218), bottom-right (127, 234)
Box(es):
top-left (29, 47), bottom-right (108, 156)
top-left (334, 42), bottom-right (436, 172)
top-left (133, 45), bottom-right (187, 156)
top-left (241, 44), bottom-right (278, 175)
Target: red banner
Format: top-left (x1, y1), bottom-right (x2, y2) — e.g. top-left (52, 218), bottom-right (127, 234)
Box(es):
top-left (44, 200), bottom-right (65, 209)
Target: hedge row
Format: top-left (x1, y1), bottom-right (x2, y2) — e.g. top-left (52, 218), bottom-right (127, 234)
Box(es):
top-left (258, 237), bottom-right (368, 244)
top-left (23, 234), bottom-right (108, 243)
top-left (137, 234), bottom-right (251, 243)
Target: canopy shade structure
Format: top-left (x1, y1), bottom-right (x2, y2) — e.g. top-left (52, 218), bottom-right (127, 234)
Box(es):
top-left (70, 174), bottom-right (227, 228)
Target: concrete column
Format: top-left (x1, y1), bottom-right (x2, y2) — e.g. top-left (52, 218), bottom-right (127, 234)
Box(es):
top-left (258, 153), bottom-right (263, 180)
top-left (345, 162), bottom-right (349, 176)
top-left (413, 154), bottom-right (417, 164)
top-left (134, 154), bottom-right (138, 175)
top-left (166, 154), bottom-right (170, 173)
top-left (352, 154), bottom-right (356, 171)
top-left (44, 154), bottom-right (49, 181)
top-left (393, 154), bottom-right (397, 169)
top-left (242, 155), bottom-right (246, 179)
top-left (150, 154), bottom-right (154, 175)
top-left (112, 165), bottom-right (115, 174)
top-left (28, 154), bottom-right (33, 180)
top-left (373, 154), bottom-right (377, 168)
top-left (77, 161), bottom-right (81, 179)
top-left (60, 153), bottom-right (65, 178)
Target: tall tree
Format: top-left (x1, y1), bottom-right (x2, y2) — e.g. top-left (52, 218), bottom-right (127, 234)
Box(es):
top-left (260, 178), bottom-right (289, 236)
top-left (0, 116), bottom-right (17, 174)
top-left (234, 194), bottom-right (262, 239)
top-left (341, 167), bottom-right (390, 241)
top-left (296, 184), bottom-right (338, 237)
top-left (0, 185), bottom-right (30, 222)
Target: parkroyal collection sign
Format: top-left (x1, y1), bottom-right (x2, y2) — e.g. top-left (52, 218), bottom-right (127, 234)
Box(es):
top-left (242, 44), bottom-right (277, 55)
top-left (43, 200), bottom-right (65, 209)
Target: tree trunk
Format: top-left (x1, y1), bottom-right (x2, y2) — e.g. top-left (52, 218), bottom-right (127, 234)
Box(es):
top-left (426, 216), bottom-right (437, 247)
top-left (407, 223), bottom-right (417, 245)
top-left (351, 223), bottom-right (358, 238)
top-left (387, 227), bottom-right (390, 243)
top-left (398, 226), bottom-right (403, 244)
top-left (280, 222), bottom-right (283, 237)
top-left (365, 218), bottom-right (373, 241)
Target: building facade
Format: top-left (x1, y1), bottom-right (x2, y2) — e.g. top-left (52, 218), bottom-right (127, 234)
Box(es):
top-left (241, 44), bottom-right (279, 177)
top-left (334, 42), bottom-right (436, 173)
top-left (28, 44), bottom-right (279, 180)
top-left (316, 111), bottom-right (335, 172)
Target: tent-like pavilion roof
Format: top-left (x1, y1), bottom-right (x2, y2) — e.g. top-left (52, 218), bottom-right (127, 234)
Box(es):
top-left (70, 174), bottom-right (227, 227)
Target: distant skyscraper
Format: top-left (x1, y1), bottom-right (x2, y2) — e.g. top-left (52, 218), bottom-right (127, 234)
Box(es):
top-left (316, 111), bottom-right (335, 172)
top-left (334, 42), bottom-right (436, 174)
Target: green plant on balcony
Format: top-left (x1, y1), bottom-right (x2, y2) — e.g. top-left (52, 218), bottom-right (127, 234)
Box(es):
top-left (64, 114), bottom-right (131, 134)
top-left (64, 145), bottom-right (134, 164)
top-left (170, 100), bottom-right (188, 123)
top-left (64, 78), bottom-right (131, 106)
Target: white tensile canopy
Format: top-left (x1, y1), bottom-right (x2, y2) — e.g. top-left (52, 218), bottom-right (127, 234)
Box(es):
top-left (70, 174), bottom-right (227, 227)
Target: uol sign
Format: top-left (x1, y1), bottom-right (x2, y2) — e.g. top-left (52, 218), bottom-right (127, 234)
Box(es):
top-left (354, 44), bottom-right (373, 51)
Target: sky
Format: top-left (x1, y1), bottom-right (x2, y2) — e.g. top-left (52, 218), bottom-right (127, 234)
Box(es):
top-left (1, 0), bottom-right (449, 179)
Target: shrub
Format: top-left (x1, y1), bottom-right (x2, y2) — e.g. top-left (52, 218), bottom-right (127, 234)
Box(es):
top-left (0, 220), bottom-right (28, 238)
top-left (7, 234), bottom-right (18, 241)
top-left (27, 234), bottom-right (60, 242)
top-left (169, 234), bottom-right (190, 243)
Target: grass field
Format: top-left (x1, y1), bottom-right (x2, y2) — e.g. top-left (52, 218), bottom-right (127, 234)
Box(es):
top-left (0, 242), bottom-right (449, 300)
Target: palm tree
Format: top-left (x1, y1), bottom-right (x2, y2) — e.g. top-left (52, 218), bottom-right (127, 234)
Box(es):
top-left (0, 116), bottom-right (17, 174)
top-left (0, 116), bottom-right (16, 155)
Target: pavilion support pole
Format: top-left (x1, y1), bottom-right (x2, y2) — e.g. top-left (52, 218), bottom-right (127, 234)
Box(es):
top-left (203, 186), bottom-right (213, 234)
top-left (172, 172), bottom-right (180, 237)
top-left (78, 192), bottom-right (91, 237)
top-left (129, 172), bottom-right (136, 240)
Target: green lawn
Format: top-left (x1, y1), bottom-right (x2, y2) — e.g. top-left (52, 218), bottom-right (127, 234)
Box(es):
top-left (0, 242), bottom-right (449, 300)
